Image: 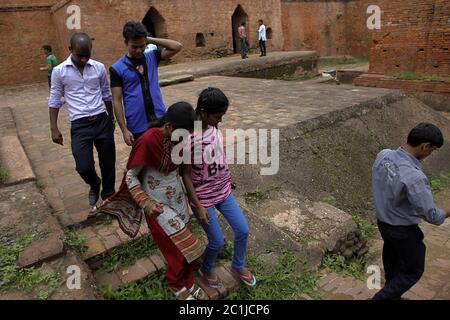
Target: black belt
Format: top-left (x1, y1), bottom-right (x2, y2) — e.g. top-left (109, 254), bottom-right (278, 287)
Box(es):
top-left (72, 112), bottom-right (107, 124)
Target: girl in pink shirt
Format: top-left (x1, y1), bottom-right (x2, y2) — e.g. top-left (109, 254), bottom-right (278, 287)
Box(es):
top-left (182, 87), bottom-right (256, 288)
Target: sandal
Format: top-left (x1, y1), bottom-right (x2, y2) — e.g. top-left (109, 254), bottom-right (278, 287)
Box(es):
top-left (231, 268), bottom-right (257, 287)
top-left (198, 269), bottom-right (222, 289)
top-left (188, 284), bottom-right (208, 300)
top-left (171, 287), bottom-right (195, 300)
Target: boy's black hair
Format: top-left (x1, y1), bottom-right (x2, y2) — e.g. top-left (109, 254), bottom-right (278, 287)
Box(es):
top-left (407, 123), bottom-right (444, 148)
top-left (241, 22), bottom-right (246, 26)
top-left (148, 102), bottom-right (196, 131)
top-left (196, 87), bottom-right (229, 114)
top-left (123, 21), bottom-right (148, 42)
top-left (42, 44), bottom-right (52, 52)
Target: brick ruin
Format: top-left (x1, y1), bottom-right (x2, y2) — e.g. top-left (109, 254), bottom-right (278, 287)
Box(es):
top-left (0, 0), bottom-right (449, 86)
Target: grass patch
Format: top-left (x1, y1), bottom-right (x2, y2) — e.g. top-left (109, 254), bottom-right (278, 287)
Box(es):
top-left (430, 172), bottom-right (450, 194)
top-left (244, 185), bottom-right (281, 206)
top-left (322, 195), bottom-right (337, 206)
top-left (64, 229), bottom-right (87, 254)
top-left (100, 215), bottom-right (113, 225)
top-left (298, 235), bottom-right (311, 249)
top-left (0, 166), bottom-right (10, 184)
top-left (320, 56), bottom-right (369, 67)
top-left (321, 253), bottom-right (366, 280)
top-left (226, 250), bottom-right (321, 300)
top-left (352, 215), bottom-right (377, 241)
top-left (0, 233), bottom-right (60, 299)
top-left (429, 75), bottom-right (450, 82)
top-left (101, 272), bottom-right (174, 300)
top-left (392, 71), bottom-right (425, 81)
top-left (274, 73), bottom-right (317, 82)
top-left (97, 235), bottom-right (158, 273)
top-left (217, 240), bottom-right (234, 261)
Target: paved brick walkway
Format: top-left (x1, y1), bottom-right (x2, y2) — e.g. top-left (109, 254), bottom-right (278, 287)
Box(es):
top-left (318, 217), bottom-right (450, 300)
top-left (0, 78), bottom-right (391, 227)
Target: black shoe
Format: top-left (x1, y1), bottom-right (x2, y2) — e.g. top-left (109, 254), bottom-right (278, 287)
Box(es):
top-left (89, 180), bottom-right (101, 206)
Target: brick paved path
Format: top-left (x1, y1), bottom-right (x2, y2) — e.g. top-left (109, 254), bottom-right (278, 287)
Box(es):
top-left (318, 210), bottom-right (450, 300)
top-left (0, 78), bottom-right (391, 227)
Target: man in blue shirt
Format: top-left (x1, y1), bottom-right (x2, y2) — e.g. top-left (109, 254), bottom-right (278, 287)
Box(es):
top-left (111, 21), bottom-right (182, 146)
top-left (371, 123), bottom-right (450, 300)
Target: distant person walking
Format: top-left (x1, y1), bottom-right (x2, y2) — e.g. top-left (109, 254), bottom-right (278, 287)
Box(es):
top-left (238, 22), bottom-right (249, 59)
top-left (40, 44), bottom-right (58, 90)
top-left (258, 19), bottom-right (267, 57)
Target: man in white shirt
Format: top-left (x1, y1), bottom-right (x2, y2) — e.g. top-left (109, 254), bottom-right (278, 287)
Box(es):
top-left (258, 19), bottom-right (267, 57)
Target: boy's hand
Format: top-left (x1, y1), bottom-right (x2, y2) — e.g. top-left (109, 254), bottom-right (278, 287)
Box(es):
top-left (197, 206), bottom-right (210, 225)
top-left (51, 128), bottom-right (63, 145)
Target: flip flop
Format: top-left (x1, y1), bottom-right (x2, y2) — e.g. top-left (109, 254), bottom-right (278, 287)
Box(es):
top-left (231, 268), bottom-right (257, 287)
top-left (198, 269), bottom-right (222, 289)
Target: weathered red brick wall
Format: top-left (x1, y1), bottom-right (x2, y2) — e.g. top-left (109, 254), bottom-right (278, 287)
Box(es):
top-left (355, 74), bottom-right (450, 93)
top-left (51, 0), bottom-right (284, 69)
top-left (0, 1), bottom-right (60, 86)
top-left (281, 0), bottom-right (377, 57)
top-left (345, 0), bottom-right (374, 57)
top-left (281, 0), bottom-right (348, 56)
top-left (369, 0), bottom-right (450, 76)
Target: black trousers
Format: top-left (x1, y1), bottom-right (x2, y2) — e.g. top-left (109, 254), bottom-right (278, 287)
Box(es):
top-left (133, 131), bottom-right (145, 142)
top-left (259, 40), bottom-right (266, 56)
top-left (240, 38), bottom-right (249, 59)
top-left (372, 220), bottom-right (426, 300)
top-left (71, 113), bottom-right (116, 199)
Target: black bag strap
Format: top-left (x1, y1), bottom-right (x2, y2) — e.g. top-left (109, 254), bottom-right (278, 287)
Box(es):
top-left (123, 58), bottom-right (157, 125)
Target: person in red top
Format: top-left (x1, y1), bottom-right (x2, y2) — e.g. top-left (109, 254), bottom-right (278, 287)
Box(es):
top-left (98, 102), bottom-right (207, 300)
top-left (238, 22), bottom-right (249, 59)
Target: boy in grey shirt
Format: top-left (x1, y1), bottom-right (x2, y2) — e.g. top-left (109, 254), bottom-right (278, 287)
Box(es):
top-left (371, 123), bottom-right (450, 300)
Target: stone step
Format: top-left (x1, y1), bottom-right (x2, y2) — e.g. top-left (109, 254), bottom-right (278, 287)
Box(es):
top-left (95, 258), bottom-right (242, 300)
top-left (96, 254), bottom-right (167, 290)
top-left (159, 74), bottom-right (194, 87)
top-left (78, 219), bottom-right (150, 269)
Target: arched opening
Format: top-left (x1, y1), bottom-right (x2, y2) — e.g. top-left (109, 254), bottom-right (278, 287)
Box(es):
top-left (266, 27), bottom-right (273, 40)
top-left (231, 5), bottom-right (249, 54)
top-left (142, 7), bottom-right (167, 38)
top-left (196, 33), bottom-right (206, 47)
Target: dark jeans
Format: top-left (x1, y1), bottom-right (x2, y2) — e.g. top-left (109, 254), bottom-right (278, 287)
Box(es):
top-left (133, 131), bottom-right (145, 142)
top-left (240, 38), bottom-right (249, 59)
top-left (48, 75), bottom-right (52, 90)
top-left (259, 40), bottom-right (266, 56)
top-left (372, 221), bottom-right (426, 300)
top-left (71, 113), bottom-right (116, 200)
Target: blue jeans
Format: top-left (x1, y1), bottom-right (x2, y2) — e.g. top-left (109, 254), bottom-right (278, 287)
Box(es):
top-left (192, 193), bottom-right (249, 273)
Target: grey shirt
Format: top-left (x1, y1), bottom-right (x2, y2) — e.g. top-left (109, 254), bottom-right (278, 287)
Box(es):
top-left (372, 147), bottom-right (446, 226)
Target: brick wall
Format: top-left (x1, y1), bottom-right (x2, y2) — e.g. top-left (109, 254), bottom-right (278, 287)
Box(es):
top-left (281, 0), bottom-right (348, 56)
top-left (355, 74), bottom-right (450, 93)
top-left (51, 0), bottom-right (284, 70)
top-left (369, 0), bottom-right (450, 76)
top-left (1, 0), bottom-right (449, 86)
top-left (0, 2), bottom-right (60, 86)
top-left (280, 0), bottom-right (376, 57)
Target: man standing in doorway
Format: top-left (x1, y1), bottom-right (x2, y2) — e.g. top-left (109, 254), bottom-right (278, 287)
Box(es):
top-left (40, 44), bottom-right (58, 90)
top-left (258, 19), bottom-right (267, 57)
top-left (238, 22), bottom-right (249, 59)
top-left (48, 33), bottom-right (116, 208)
top-left (110, 21), bottom-right (183, 146)
top-left (371, 123), bottom-right (450, 300)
